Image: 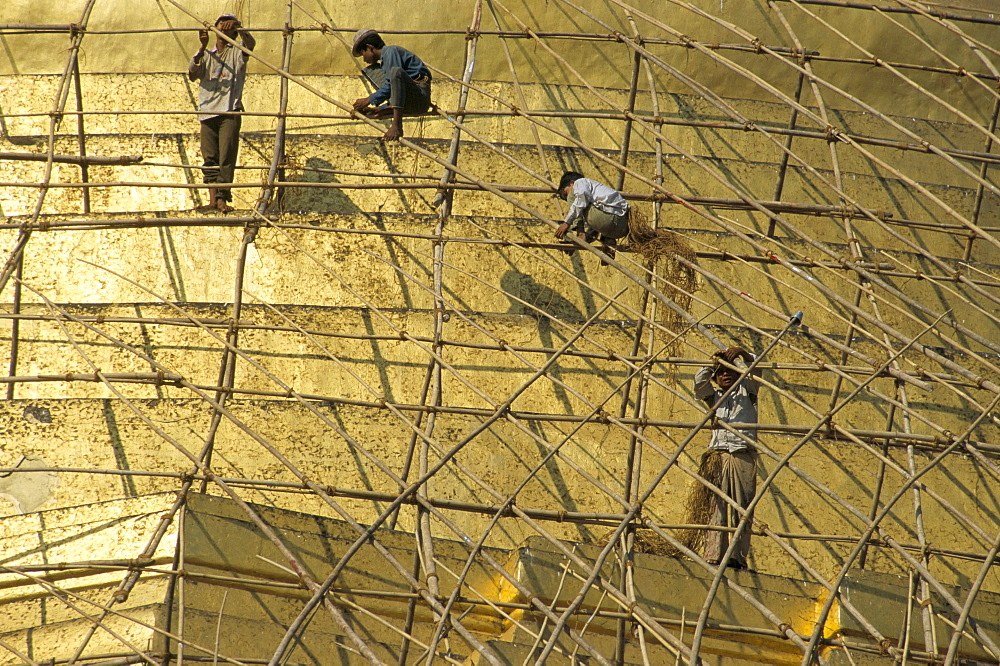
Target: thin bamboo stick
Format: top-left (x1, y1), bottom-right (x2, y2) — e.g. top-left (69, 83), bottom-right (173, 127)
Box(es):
top-left (769, 0), bottom-right (1000, 26)
top-left (0, 152), bottom-right (143, 165)
top-left (5, 257), bottom-right (22, 400)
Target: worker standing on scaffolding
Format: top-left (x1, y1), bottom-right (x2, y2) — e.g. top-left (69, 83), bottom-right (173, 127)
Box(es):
top-left (189, 14), bottom-right (255, 212)
top-left (351, 29), bottom-right (432, 142)
top-left (690, 345), bottom-right (761, 570)
top-left (554, 171), bottom-right (630, 261)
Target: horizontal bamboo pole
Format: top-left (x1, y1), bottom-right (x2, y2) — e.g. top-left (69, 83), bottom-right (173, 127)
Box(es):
top-left (0, 371), bottom-right (182, 384)
top-left (0, 24), bottom-right (811, 56)
top-left (0, 24), bottom-right (75, 31)
top-left (8, 102), bottom-right (1000, 168)
top-left (1, 367), bottom-right (990, 451)
top-left (0, 152), bottom-right (142, 166)
top-left (6, 21), bottom-right (999, 84)
top-left (7, 178), bottom-right (998, 236)
top-left (0, 308), bottom-right (983, 388)
top-left (0, 466), bottom-right (994, 566)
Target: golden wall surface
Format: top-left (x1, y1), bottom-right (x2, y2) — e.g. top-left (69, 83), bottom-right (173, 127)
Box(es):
top-left (1, 0), bottom-right (999, 663)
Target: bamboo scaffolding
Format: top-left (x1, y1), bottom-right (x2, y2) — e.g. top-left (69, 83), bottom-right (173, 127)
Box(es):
top-left (2, 2), bottom-right (1000, 665)
top-left (355, 226), bottom-right (997, 662)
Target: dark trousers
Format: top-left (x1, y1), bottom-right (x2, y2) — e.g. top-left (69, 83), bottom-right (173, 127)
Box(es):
top-left (387, 66), bottom-right (431, 113)
top-left (200, 114), bottom-right (241, 202)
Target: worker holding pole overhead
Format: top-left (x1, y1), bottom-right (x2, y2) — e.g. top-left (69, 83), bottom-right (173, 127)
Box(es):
top-left (188, 14), bottom-right (255, 212)
top-left (686, 311), bottom-right (803, 570)
top-left (690, 345), bottom-right (761, 569)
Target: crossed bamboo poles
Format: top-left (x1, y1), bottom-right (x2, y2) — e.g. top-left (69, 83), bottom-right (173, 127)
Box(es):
top-left (1, 0), bottom-right (999, 665)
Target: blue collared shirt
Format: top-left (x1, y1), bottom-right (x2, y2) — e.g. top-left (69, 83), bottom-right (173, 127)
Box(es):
top-left (368, 45), bottom-right (431, 106)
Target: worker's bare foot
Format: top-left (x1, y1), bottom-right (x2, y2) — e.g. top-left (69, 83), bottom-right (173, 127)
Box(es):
top-left (195, 204), bottom-right (217, 213)
top-left (381, 124), bottom-right (403, 141)
top-left (215, 198), bottom-right (235, 213)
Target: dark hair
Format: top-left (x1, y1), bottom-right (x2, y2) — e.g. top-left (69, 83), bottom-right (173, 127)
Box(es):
top-left (559, 171), bottom-right (584, 192)
top-left (357, 32), bottom-right (385, 53)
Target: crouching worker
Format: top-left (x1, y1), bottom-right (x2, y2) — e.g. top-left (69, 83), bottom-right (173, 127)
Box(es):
top-left (690, 346), bottom-right (761, 570)
top-left (351, 29), bottom-right (432, 142)
top-left (189, 14), bottom-right (255, 212)
top-left (554, 171), bottom-right (630, 261)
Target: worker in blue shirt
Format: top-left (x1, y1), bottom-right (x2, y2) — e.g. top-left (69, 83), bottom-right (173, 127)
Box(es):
top-left (351, 29), bottom-right (432, 141)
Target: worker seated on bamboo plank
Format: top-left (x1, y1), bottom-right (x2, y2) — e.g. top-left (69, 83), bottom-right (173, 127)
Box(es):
top-left (690, 345), bottom-right (761, 570)
top-left (350, 29), bottom-right (432, 142)
top-left (554, 171), bottom-right (630, 262)
top-left (188, 14), bottom-right (255, 213)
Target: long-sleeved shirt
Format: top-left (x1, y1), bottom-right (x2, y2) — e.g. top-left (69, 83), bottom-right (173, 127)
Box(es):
top-left (563, 178), bottom-right (629, 226)
top-left (367, 45), bottom-right (431, 107)
top-left (189, 45), bottom-right (248, 121)
top-left (694, 360), bottom-right (759, 452)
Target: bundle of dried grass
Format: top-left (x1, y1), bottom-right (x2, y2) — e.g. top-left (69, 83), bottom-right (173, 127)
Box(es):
top-left (624, 208), bottom-right (697, 268)
top-left (623, 208), bottom-right (700, 374)
top-left (678, 449), bottom-right (725, 553)
top-left (595, 451), bottom-right (724, 557)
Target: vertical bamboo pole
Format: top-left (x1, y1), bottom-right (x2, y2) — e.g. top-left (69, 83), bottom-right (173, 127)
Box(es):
top-left (196, 6), bottom-right (279, 491)
top-left (72, 55), bottom-right (90, 214)
top-left (857, 399), bottom-right (895, 569)
top-left (255, 5), bottom-right (294, 216)
top-left (963, 94), bottom-right (1000, 261)
top-left (410, 7), bottom-right (483, 663)
top-left (614, 20), bottom-right (651, 664)
top-left (5, 258), bottom-right (22, 400)
top-left (899, 385), bottom-right (937, 655)
top-left (765, 71), bottom-right (803, 237)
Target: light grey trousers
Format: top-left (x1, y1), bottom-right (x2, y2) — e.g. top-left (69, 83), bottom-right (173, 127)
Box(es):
top-left (703, 448), bottom-right (757, 566)
top-left (578, 206), bottom-right (630, 239)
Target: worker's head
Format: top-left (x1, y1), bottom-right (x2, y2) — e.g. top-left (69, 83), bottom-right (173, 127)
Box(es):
top-left (712, 352), bottom-right (740, 390)
top-left (352, 29), bottom-right (385, 64)
top-left (215, 14), bottom-right (241, 39)
top-left (558, 171), bottom-right (584, 200)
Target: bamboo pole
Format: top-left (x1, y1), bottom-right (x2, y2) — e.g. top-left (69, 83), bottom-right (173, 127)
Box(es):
top-left (769, 0), bottom-right (1000, 26)
top-left (0, 152), bottom-right (143, 165)
top-left (4, 2), bottom-right (1000, 663)
top-left (5, 257), bottom-right (22, 400)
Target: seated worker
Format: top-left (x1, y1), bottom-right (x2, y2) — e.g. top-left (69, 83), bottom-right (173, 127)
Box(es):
top-left (554, 171), bottom-right (630, 260)
top-left (691, 346), bottom-right (761, 569)
top-left (351, 29), bottom-right (432, 142)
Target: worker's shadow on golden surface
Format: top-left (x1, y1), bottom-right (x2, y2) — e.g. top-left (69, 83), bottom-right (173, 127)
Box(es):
top-left (501, 270), bottom-right (584, 417)
top-left (500, 271), bottom-right (583, 321)
top-left (281, 157), bottom-right (364, 214)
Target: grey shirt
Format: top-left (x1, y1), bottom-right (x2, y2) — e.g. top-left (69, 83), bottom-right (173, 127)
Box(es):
top-left (694, 360), bottom-right (759, 452)
top-left (190, 45), bottom-right (248, 121)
